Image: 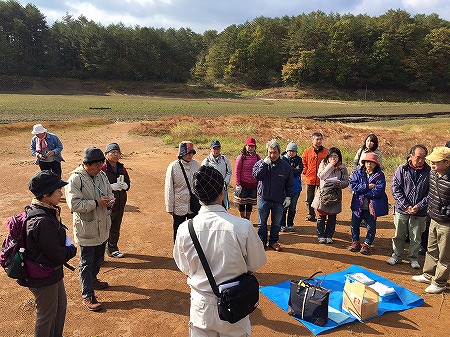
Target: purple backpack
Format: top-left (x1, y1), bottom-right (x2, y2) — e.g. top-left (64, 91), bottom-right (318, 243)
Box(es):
top-left (0, 207), bottom-right (44, 278)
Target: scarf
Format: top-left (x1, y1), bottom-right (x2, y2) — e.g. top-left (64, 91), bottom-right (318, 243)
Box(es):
top-left (31, 198), bottom-right (61, 222)
top-left (35, 134), bottom-right (48, 152)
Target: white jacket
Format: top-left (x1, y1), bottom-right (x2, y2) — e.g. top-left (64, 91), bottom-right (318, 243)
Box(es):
top-left (165, 159), bottom-right (200, 216)
top-left (201, 153), bottom-right (232, 186)
top-left (65, 165), bottom-right (113, 246)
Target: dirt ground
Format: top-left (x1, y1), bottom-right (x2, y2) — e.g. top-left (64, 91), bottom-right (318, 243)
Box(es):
top-left (0, 121), bottom-right (448, 337)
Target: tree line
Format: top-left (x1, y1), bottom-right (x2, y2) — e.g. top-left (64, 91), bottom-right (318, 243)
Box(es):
top-left (1, 0), bottom-right (449, 92)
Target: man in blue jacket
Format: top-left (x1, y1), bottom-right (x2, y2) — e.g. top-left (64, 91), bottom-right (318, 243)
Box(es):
top-left (30, 124), bottom-right (64, 178)
top-left (253, 139), bottom-right (294, 251)
top-left (387, 145), bottom-right (430, 269)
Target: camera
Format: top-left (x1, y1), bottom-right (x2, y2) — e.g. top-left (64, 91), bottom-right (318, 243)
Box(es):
top-left (440, 205), bottom-right (450, 217)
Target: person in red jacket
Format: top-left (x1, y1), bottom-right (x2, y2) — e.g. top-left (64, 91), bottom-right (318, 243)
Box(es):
top-left (301, 132), bottom-right (328, 222)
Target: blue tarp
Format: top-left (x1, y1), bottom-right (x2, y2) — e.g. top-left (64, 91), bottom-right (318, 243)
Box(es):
top-left (259, 264), bottom-right (424, 335)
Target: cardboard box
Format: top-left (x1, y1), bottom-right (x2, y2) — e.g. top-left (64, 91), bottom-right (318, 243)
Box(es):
top-left (342, 277), bottom-right (379, 320)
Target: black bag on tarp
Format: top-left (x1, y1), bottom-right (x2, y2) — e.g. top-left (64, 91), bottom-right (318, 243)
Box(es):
top-left (288, 271), bottom-right (330, 326)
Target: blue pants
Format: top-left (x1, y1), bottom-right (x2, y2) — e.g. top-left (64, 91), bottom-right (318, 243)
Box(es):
top-left (258, 197), bottom-right (284, 245)
top-left (350, 210), bottom-right (377, 245)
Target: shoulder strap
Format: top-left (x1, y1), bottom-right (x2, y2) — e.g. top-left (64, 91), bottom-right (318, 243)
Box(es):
top-left (188, 219), bottom-right (220, 297)
top-left (179, 161), bottom-right (194, 195)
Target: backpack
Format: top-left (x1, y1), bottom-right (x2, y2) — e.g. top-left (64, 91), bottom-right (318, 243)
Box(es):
top-left (0, 206), bottom-right (45, 279)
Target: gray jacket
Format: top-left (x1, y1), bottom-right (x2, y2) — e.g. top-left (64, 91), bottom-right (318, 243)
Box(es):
top-left (65, 165), bottom-right (113, 246)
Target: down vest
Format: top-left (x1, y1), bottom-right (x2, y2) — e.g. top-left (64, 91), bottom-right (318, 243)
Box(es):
top-left (65, 165), bottom-right (113, 246)
top-left (428, 168), bottom-right (450, 225)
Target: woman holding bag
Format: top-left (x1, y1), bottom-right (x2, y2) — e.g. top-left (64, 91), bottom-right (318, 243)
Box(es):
top-left (311, 148), bottom-right (349, 243)
top-left (165, 141), bottom-right (200, 242)
top-left (25, 170), bottom-right (77, 337)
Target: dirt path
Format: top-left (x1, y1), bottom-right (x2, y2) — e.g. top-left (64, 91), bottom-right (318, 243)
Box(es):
top-left (0, 122), bottom-right (447, 337)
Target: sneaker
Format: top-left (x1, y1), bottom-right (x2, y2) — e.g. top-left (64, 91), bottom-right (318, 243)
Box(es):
top-left (280, 226), bottom-right (287, 232)
top-left (349, 241), bottom-right (361, 252)
top-left (286, 226), bottom-right (296, 232)
top-left (360, 243), bottom-right (371, 255)
top-left (386, 257), bottom-right (401, 265)
top-left (306, 215), bottom-right (316, 222)
top-left (425, 283), bottom-right (446, 294)
top-left (410, 260), bottom-right (421, 269)
top-left (109, 250), bottom-right (125, 258)
top-left (325, 238), bottom-right (333, 244)
top-left (93, 279), bottom-right (109, 290)
top-left (412, 274), bottom-right (431, 284)
top-left (318, 237), bottom-right (326, 244)
top-left (268, 242), bottom-right (281, 251)
top-left (82, 295), bottom-right (102, 311)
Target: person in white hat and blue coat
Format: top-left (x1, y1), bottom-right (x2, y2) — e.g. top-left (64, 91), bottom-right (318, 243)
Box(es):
top-left (30, 124), bottom-right (65, 178)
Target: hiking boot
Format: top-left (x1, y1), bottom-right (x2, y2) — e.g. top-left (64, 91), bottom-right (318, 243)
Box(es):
top-left (318, 237), bottom-right (326, 244)
top-left (325, 238), bottom-right (333, 244)
top-left (425, 283), bottom-right (446, 294)
top-left (349, 241), bottom-right (361, 252)
top-left (82, 295), bottom-right (102, 311)
top-left (280, 226), bottom-right (287, 232)
top-left (386, 257), bottom-right (401, 265)
top-left (360, 243), bottom-right (371, 255)
top-left (268, 242), bottom-right (281, 251)
top-left (109, 250), bottom-right (125, 258)
top-left (93, 279), bottom-right (109, 290)
top-left (286, 226), bottom-right (296, 232)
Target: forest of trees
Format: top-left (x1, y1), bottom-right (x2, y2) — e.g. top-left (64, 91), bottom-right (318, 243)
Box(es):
top-left (1, 0), bottom-right (449, 92)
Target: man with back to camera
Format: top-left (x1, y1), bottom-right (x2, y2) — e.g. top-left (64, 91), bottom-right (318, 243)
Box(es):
top-left (65, 146), bottom-right (114, 311)
top-left (173, 165), bottom-right (267, 336)
top-left (302, 132), bottom-right (328, 222)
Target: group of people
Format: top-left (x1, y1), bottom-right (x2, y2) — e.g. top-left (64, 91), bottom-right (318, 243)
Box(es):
top-left (168, 133), bottom-right (450, 336)
top-left (24, 124), bottom-right (131, 336)
top-left (21, 122), bottom-right (450, 337)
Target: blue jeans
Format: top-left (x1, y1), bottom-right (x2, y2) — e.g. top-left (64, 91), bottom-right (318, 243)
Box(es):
top-left (280, 192), bottom-right (300, 227)
top-left (258, 197), bottom-right (284, 245)
top-left (350, 211), bottom-right (376, 245)
top-left (79, 242), bottom-right (106, 298)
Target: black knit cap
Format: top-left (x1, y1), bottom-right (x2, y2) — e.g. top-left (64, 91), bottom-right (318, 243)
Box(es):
top-left (29, 170), bottom-right (68, 197)
top-left (193, 165), bottom-right (224, 202)
top-left (84, 146), bottom-right (105, 162)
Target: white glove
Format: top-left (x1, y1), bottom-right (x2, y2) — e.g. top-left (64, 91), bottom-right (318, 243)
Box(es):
top-left (263, 156), bottom-right (272, 165)
top-left (65, 236), bottom-right (74, 247)
top-left (120, 182), bottom-right (129, 190)
top-left (110, 183), bottom-right (121, 191)
top-left (235, 185), bottom-right (242, 194)
top-left (283, 197), bottom-right (291, 208)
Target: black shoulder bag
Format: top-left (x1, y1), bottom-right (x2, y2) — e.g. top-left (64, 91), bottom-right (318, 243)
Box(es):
top-left (188, 219), bottom-right (260, 323)
top-left (179, 161), bottom-right (201, 213)
top-left (288, 271), bottom-right (330, 326)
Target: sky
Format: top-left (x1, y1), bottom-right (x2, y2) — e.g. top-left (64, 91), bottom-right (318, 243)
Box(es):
top-left (16, 0), bottom-right (450, 33)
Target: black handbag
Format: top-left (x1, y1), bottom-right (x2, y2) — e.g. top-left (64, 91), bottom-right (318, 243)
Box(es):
top-left (188, 219), bottom-right (260, 323)
top-left (288, 271), bottom-right (330, 326)
top-left (179, 161), bottom-right (201, 213)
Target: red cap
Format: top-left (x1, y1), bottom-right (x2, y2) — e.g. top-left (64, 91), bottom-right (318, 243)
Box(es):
top-left (246, 137), bottom-right (256, 146)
